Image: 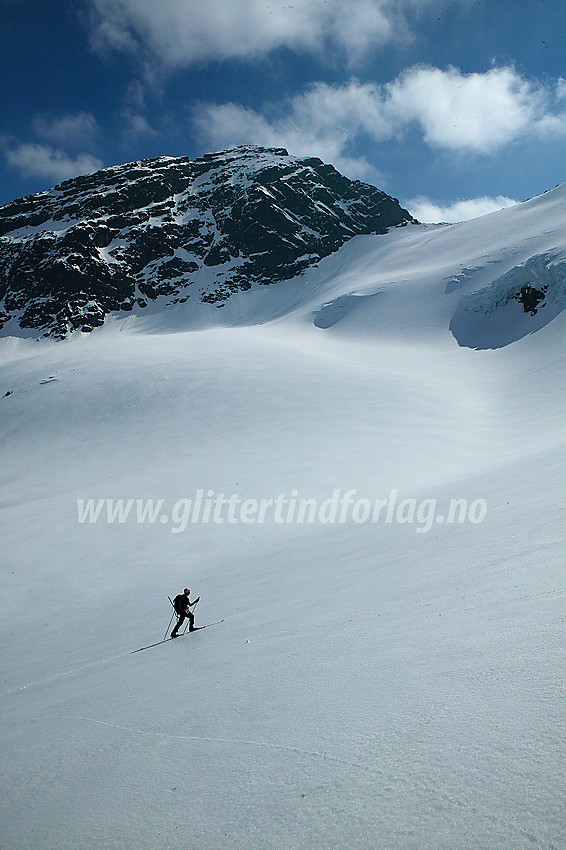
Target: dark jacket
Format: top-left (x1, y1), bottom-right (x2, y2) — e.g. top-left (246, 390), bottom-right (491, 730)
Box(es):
top-left (173, 594), bottom-right (189, 614)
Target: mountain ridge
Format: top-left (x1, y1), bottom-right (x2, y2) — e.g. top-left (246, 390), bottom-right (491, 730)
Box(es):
top-left (0, 146), bottom-right (414, 338)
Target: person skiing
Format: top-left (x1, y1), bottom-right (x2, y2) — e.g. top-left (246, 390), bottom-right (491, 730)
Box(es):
top-left (171, 587), bottom-right (200, 637)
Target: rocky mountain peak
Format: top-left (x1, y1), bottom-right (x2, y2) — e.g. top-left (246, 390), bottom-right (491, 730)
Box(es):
top-left (0, 146), bottom-right (415, 338)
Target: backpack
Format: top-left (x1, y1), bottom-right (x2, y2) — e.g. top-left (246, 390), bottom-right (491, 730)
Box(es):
top-left (173, 594), bottom-right (186, 614)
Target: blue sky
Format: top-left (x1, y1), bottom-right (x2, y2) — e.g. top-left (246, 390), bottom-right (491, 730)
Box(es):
top-left (1, 0), bottom-right (565, 220)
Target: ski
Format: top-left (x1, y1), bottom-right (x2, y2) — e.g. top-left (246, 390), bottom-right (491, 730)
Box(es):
top-left (131, 620), bottom-right (224, 654)
top-left (193, 619), bottom-right (223, 630)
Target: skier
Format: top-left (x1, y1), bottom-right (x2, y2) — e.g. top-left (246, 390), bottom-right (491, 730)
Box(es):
top-left (171, 587), bottom-right (200, 637)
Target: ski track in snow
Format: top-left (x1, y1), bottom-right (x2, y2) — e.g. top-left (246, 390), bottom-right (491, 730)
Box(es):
top-left (2, 586), bottom-right (561, 698)
top-left (73, 714), bottom-right (368, 771)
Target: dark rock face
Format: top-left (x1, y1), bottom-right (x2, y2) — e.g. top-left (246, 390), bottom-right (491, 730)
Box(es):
top-left (515, 283), bottom-right (547, 315)
top-left (0, 146), bottom-right (414, 337)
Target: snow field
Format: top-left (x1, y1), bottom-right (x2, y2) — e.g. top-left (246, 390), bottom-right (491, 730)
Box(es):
top-left (1, 186), bottom-right (566, 848)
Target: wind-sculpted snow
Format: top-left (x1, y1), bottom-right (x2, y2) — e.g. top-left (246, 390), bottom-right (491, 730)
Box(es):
top-left (285, 179), bottom-right (566, 351)
top-left (0, 146), bottom-right (413, 338)
top-left (450, 252), bottom-right (566, 348)
top-left (313, 292), bottom-right (381, 328)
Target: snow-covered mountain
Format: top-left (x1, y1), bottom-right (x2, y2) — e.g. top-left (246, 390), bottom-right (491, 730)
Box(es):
top-left (0, 146), bottom-right (413, 338)
top-left (1, 159), bottom-right (565, 850)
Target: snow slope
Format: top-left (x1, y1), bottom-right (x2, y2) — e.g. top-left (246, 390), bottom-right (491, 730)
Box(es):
top-left (1, 184), bottom-right (565, 849)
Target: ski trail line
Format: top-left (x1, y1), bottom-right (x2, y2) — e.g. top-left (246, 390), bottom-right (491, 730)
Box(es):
top-left (73, 715), bottom-right (372, 772)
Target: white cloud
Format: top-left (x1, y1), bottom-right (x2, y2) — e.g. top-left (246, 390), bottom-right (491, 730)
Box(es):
top-left (193, 65), bottom-right (565, 174)
top-left (534, 113), bottom-right (566, 137)
top-left (290, 80), bottom-right (394, 141)
top-left (5, 143), bottom-right (104, 182)
top-left (385, 65), bottom-right (541, 153)
top-left (532, 79), bottom-right (566, 138)
top-left (88, 0), bottom-right (442, 66)
top-left (191, 92), bottom-right (382, 182)
top-left (406, 195), bottom-right (519, 223)
top-left (33, 112), bottom-right (100, 149)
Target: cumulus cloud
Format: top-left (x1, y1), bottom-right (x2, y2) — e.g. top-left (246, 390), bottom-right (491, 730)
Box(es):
top-left (5, 143), bottom-right (104, 182)
top-left (192, 82), bottom-right (389, 180)
top-left (88, 0), bottom-right (441, 66)
top-left (33, 112), bottom-right (100, 149)
top-left (406, 195), bottom-right (519, 223)
top-left (533, 79), bottom-right (566, 138)
top-left (193, 65), bottom-right (566, 175)
top-left (386, 65), bottom-right (541, 153)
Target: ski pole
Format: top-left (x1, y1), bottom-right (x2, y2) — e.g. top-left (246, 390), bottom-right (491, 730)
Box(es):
top-left (164, 611), bottom-right (176, 641)
top-left (164, 597), bottom-right (177, 640)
